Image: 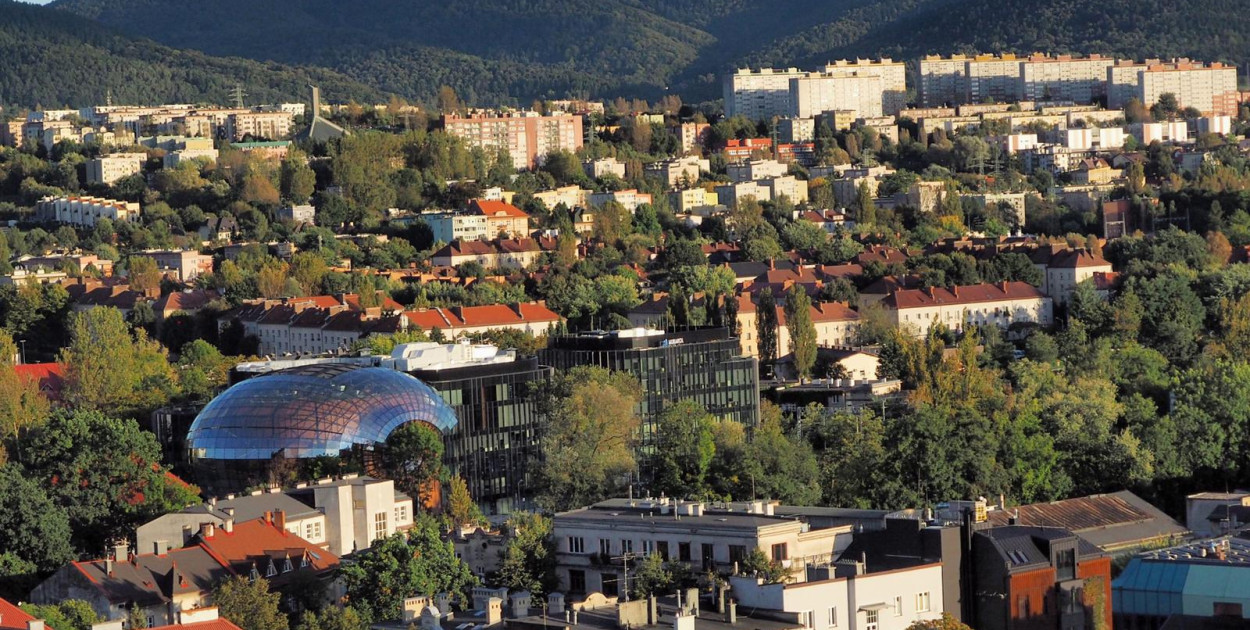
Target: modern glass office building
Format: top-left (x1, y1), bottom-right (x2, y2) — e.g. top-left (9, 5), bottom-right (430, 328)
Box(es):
top-left (539, 327), bottom-right (760, 450)
top-left (187, 363), bottom-right (458, 492)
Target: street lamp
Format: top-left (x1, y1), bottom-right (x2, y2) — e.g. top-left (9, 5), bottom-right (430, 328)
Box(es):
top-left (18, 339), bottom-right (26, 364)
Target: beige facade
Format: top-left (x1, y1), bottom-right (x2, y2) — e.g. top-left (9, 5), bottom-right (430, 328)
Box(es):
top-left (37, 195), bottom-right (140, 227)
top-left (227, 111), bottom-right (294, 141)
top-left (823, 58), bottom-right (908, 115)
top-left (582, 157), bottom-right (626, 179)
top-left (532, 185), bottom-right (591, 211)
top-left (1109, 60), bottom-right (1239, 115)
top-left (443, 111), bottom-right (584, 170)
top-left (966, 54), bottom-right (1023, 103)
top-left (919, 55), bottom-right (970, 107)
top-left (763, 176), bottom-right (810, 204)
top-left (736, 298), bottom-right (859, 358)
top-left (645, 156), bottom-right (710, 187)
top-left (589, 189), bottom-right (653, 212)
top-left (716, 181), bottom-right (771, 207)
top-left (882, 282), bottom-right (1053, 338)
top-left (791, 72), bottom-right (884, 119)
top-left (670, 188), bottom-right (721, 214)
top-left (86, 153), bottom-right (147, 185)
top-left (724, 67), bottom-right (807, 119)
top-left (1020, 54), bottom-right (1115, 102)
top-left (727, 159), bottom-right (789, 182)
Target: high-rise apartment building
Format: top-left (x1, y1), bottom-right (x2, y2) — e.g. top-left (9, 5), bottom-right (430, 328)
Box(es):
top-left (966, 54), bottom-right (1024, 103)
top-left (1020, 54), bottom-right (1115, 102)
top-left (1108, 60), bottom-right (1240, 116)
top-left (919, 55), bottom-right (970, 107)
top-left (723, 67), bottom-right (807, 120)
top-left (823, 58), bottom-right (908, 114)
top-left (443, 111), bottom-right (584, 171)
top-left (791, 71), bottom-right (884, 119)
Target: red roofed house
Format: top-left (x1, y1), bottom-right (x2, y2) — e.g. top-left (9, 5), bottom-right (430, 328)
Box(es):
top-left (468, 199), bottom-right (529, 238)
top-left (146, 606), bottom-right (243, 630)
top-left (403, 302), bottom-right (562, 339)
top-left (880, 282), bottom-right (1053, 338)
top-left (1, 596), bottom-right (52, 630)
top-left (14, 363), bottom-right (65, 402)
top-left (734, 295), bottom-right (860, 358)
top-left (193, 514), bottom-right (339, 596)
top-left (1038, 248), bottom-right (1113, 306)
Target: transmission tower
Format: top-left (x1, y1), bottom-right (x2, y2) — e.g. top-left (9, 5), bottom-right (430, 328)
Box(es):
top-left (230, 84), bottom-right (247, 109)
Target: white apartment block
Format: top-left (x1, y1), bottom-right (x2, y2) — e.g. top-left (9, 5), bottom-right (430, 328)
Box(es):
top-left (443, 111), bottom-right (584, 170)
top-left (553, 498), bottom-right (852, 597)
top-left (163, 148), bottom-right (219, 169)
top-left (1131, 121), bottom-right (1189, 144)
top-left (426, 213), bottom-right (490, 243)
top-left (36, 195), bottom-right (140, 227)
top-left (728, 159), bottom-right (789, 183)
top-left (724, 68), bottom-right (807, 120)
top-left (791, 72), bottom-right (884, 119)
top-left (777, 118), bottom-right (816, 143)
top-left (645, 156), bottom-right (710, 187)
top-left (86, 153), bottom-right (147, 185)
top-left (730, 562), bottom-right (946, 630)
top-left (823, 58), bottom-right (908, 115)
top-left (1108, 60), bottom-right (1239, 115)
top-left (1020, 54), bottom-right (1115, 102)
top-left (532, 185), bottom-right (591, 210)
top-left (716, 181), bottom-right (771, 207)
top-left (1197, 115), bottom-right (1233, 135)
top-left (582, 157), bottom-right (626, 179)
top-left (919, 55), bottom-right (970, 107)
top-left (965, 54), bottom-right (1024, 103)
top-left (669, 188), bottom-right (721, 215)
top-left (588, 189), bottom-right (653, 212)
top-left (881, 282), bottom-right (1053, 338)
top-left (227, 111), bottom-right (294, 141)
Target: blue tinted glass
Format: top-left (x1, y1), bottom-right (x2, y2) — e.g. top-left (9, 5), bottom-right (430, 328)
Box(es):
top-left (187, 365), bottom-right (458, 462)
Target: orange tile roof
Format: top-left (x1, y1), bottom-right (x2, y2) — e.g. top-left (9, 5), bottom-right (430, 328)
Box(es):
top-left (403, 303), bottom-right (561, 331)
top-left (195, 517), bottom-right (338, 588)
top-left (149, 618), bottom-right (241, 630)
top-left (0, 597), bottom-right (51, 630)
top-left (14, 363), bottom-right (65, 401)
top-left (469, 199), bottom-right (528, 218)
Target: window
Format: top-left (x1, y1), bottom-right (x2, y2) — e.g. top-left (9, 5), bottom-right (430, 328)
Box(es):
top-left (827, 607), bottom-right (837, 628)
top-left (915, 592), bottom-right (930, 612)
top-left (373, 512), bottom-right (388, 543)
top-left (894, 596), bottom-right (902, 616)
top-left (642, 540), bottom-right (654, 555)
top-left (702, 543), bottom-right (715, 568)
top-left (771, 543), bottom-right (788, 561)
top-left (865, 610), bottom-right (878, 630)
top-left (679, 542), bottom-right (692, 562)
top-left (394, 504), bottom-right (409, 524)
top-left (283, 555), bottom-right (294, 573)
top-left (266, 559), bottom-right (278, 577)
top-left (304, 521), bottom-right (322, 541)
top-left (568, 569), bottom-right (586, 593)
top-left (657, 541), bottom-right (670, 561)
top-left (729, 545), bottom-right (748, 564)
top-left (1055, 548), bottom-right (1076, 581)
top-left (600, 538), bottom-right (612, 556)
top-left (622, 539), bottom-right (634, 554)
top-left (1018, 595), bottom-right (1029, 616)
top-left (601, 572), bottom-right (619, 597)
top-left (569, 537), bottom-right (586, 554)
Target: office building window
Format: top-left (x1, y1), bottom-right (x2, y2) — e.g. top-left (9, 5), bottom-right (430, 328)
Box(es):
top-left (373, 512), bottom-right (388, 542)
top-left (827, 607), bottom-right (837, 627)
top-left (916, 592), bottom-right (930, 612)
top-left (600, 538), bottom-right (611, 556)
top-left (569, 537), bottom-right (585, 554)
top-left (569, 570), bottom-right (586, 593)
top-left (771, 543), bottom-right (788, 561)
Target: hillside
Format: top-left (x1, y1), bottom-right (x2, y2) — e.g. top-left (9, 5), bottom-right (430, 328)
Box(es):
top-left (45, 0), bottom-right (1250, 105)
top-left (0, 0), bottom-right (385, 110)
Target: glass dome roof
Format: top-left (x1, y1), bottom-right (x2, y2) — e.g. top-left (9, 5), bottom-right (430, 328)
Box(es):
top-left (187, 364), bottom-right (458, 461)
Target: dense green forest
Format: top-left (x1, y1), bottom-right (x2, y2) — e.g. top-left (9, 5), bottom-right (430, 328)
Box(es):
top-left (0, 0), bottom-right (385, 110)
top-left (45, 0), bottom-right (1250, 105)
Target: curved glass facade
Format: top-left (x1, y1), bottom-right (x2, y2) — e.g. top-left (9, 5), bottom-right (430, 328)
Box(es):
top-left (187, 364), bottom-right (458, 462)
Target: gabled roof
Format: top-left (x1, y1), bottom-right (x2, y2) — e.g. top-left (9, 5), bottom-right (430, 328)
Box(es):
top-left (402, 303), bottom-right (561, 331)
top-left (1047, 248), bottom-right (1111, 269)
top-left (155, 290), bottom-right (220, 314)
top-left (469, 199), bottom-right (528, 219)
top-left (14, 363), bottom-right (65, 401)
top-left (986, 490), bottom-right (1188, 551)
top-left (0, 597), bottom-right (53, 630)
top-left (71, 546), bottom-right (231, 606)
top-left (194, 517), bottom-right (338, 588)
top-left (976, 525), bottom-right (1103, 574)
top-left (881, 282), bottom-right (1044, 309)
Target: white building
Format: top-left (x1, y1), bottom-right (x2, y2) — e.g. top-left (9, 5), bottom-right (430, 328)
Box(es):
top-left (730, 561), bottom-right (946, 630)
top-left (724, 68), bottom-right (807, 120)
top-left (425, 212), bottom-right (490, 243)
top-left (86, 153), bottom-right (147, 185)
top-left (728, 159), bottom-right (789, 183)
top-left (588, 189), bottom-right (653, 212)
top-left (582, 157), bottom-right (626, 179)
top-left (645, 156), bottom-right (710, 188)
top-left (716, 181), bottom-right (771, 207)
top-left (880, 282), bottom-right (1053, 338)
top-left (275, 204), bottom-right (316, 225)
top-left (791, 72), bottom-right (884, 119)
top-left (163, 148), bottom-right (219, 169)
top-left (36, 195), bottom-right (140, 227)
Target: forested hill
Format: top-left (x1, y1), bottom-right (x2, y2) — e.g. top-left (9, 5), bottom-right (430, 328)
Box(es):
top-left (0, 0), bottom-right (385, 110)
top-left (43, 0), bottom-right (1250, 106)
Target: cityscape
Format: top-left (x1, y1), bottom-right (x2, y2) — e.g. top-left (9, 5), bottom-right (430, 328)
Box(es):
top-left (0, 2), bottom-right (1249, 630)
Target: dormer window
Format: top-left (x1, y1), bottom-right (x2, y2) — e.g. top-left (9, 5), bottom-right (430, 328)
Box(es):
top-left (249, 564), bottom-right (260, 581)
top-left (283, 555), bottom-right (294, 573)
top-left (266, 559), bottom-right (278, 578)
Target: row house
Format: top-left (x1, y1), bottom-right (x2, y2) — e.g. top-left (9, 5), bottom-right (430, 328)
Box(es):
top-left (228, 294), bottom-right (406, 356)
top-left (403, 302), bottom-right (563, 339)
top-left (735, 296), bottom-right (860, 358)
top-left (36, 195), bottom-right (140, 228)
top-left (430, 237), bottom-right (559, 269)
top-left (880, 282), bottom-right (1053, 338)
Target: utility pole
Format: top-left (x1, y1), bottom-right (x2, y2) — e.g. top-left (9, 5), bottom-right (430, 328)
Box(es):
top-left (612, 552), bottom-right (636, 602)
top-left (230, 84), bottom-right (247, 109)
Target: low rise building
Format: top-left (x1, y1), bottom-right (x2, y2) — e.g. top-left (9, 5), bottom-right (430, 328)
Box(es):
top-left (532, 185), bottom-right (591, 211)
top-left (275, 204), bottom-right (315, 225)
top-left (880, 282), bottom-right (1053, 338)
top-left (553, 498), bottom-right (853, 596)
top-left (133, 249), bottom-right (214, 282)
top-left (582, 157), bottom-right (626, 179)
top-left (468, 199), bottom-right (530, 238)
top-left (735, 296), bottom-right (859, 358)
top-left (645, 156), bottom-right (709, 188)
top-left (1113, 537), bottom-right (1250, 628)
top-left (425, 212), bottom-right (489, 243)
top-left (1032, 247), bottom-right (1114, 305)
top-left (588, 189), bottom-right (653, 212)
top-left (727, 159), bottom-right (789, 183)
top-left (36, 195), bottom-right (140, 227)
top-left (716, 181), bottom-right (771, 207)
top-left (86, 153), bottom-right (147, 185)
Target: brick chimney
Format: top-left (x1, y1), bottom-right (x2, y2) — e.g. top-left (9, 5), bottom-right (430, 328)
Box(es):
top-left (263, 511), bottom-right (273, 525)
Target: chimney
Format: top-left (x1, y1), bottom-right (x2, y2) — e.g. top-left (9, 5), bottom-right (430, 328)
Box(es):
top-left (27, 621), bottom-right (44, 630)
top-left (104, 557), bottom-right (113, 575)
top-left (199, 522), bottom-right (215, 539)
top-left (275, 509), bottom-right (287, 532)
top-left (767, 258), bottom-right (775, 270)
top-left (224, 517), bottom-right (234, 533)
top-left (154, 540), bottom-right (169, 555)
top-left (264, 511), bottom-right (273, 525)
top-left (999, 494), bottom-right (1006, 510)
top-left (113, 543), bottom-right (129, 564)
